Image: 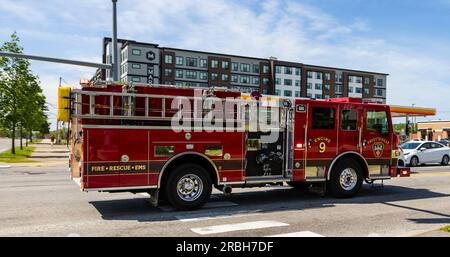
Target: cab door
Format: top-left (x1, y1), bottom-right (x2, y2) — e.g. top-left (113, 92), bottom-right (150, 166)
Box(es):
top-left (304, 103), bottom-right (338, 181)
top-left (362, 107), bottom-right (392, 179)
top-left (338, 105), bottom-right (364, 154)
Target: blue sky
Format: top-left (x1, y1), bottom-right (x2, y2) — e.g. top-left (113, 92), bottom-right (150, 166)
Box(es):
top-left (1, 0), bottom-right (450, 128)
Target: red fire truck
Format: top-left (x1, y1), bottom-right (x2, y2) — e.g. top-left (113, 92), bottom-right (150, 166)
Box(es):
top-left (62, 82), bottom-right (410, 210)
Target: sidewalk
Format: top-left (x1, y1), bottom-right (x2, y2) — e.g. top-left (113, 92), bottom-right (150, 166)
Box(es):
top-left (24, 139), bottom-right (69, 166)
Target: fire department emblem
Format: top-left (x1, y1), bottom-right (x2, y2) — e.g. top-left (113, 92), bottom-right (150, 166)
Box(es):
top-left (373, 143), bottom-right (384, 158)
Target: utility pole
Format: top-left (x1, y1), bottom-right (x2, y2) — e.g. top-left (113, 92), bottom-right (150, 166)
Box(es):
top-left (112, 0), bottom-right (119, 81)
top-left (56, 77), bottom-right (61, 144)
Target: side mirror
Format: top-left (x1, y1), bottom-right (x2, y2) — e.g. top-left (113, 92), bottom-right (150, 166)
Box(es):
top-left (420, 147), bottom-right (427, 152)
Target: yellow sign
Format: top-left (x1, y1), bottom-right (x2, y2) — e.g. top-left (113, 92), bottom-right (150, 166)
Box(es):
top-left (57, 86), bottom-right (71, 122)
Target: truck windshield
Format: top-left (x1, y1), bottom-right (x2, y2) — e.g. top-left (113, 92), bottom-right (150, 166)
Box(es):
top-left (401, 142), bottom-right (421, 149)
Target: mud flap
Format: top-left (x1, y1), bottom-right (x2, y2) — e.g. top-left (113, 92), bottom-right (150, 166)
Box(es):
top-left (148, 189), bottom-right (160, 207)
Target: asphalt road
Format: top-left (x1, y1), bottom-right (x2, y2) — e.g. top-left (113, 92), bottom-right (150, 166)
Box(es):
top-left (0, 161), bottom-right (449, 237)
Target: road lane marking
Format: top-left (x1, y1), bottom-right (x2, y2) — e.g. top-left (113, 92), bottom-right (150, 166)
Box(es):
top-left (159, 201), bottom-right (238, 212)
top-left (267, 231), bottom-right (324, 237)
top-left (411, 172), bottom-right (450, 177)
top-left (176, 209), bottom-right (262, 222)
top-left (191, 220), bottom-right (289, 235)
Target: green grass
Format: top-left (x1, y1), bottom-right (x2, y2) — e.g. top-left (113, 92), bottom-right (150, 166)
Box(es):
top-left (0, 146), bottom-right (36, 163)
top-left (441, 226), bottom-right (450, 233)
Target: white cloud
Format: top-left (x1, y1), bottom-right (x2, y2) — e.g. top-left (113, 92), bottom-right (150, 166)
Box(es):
top-left (2, 0), bottom-right (450, 128)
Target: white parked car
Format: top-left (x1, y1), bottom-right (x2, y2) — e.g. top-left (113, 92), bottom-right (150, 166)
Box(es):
top-left (400, 141), bottom-right (450, 167)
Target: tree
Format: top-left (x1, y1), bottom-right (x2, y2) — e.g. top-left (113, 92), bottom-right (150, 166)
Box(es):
top-left (0, 32), bottom-right (48, 153)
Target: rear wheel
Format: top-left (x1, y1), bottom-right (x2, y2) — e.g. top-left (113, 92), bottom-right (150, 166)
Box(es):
top-left (410, 156), bottom-right (419, 167)
top-left (328, 159), bottom-right (363, 198)
top-left (165, 164), bottom-right (212, 211)
top-left (441, 155), bottom-right (449, 166)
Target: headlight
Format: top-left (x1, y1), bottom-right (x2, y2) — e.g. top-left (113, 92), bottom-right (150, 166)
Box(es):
top-left (403, 152), bottom-right (410, 156)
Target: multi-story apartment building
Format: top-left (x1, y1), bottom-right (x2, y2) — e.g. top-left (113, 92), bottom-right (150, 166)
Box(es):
top-left (95, 38), bottom-right (387, 103)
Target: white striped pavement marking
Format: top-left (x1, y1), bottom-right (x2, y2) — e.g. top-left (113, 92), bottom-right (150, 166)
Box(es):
top-left (191, 220), bottom-right (289, 235)
top-left (158, 201), bottom-right (238, 212)
top-left (267, 231), bottom-right (324, 237)
top-left (176, 210), bottom-right (262, 222)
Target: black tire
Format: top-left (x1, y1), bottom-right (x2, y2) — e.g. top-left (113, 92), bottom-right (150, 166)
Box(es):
top-left (410, 156), bottom-right (419, 167)
top-left (441, 155), bottom-right (449, 166)
top-left (165, 164), bottom-right (212, 211)
top-left (287, 182), bottom-right (311, 191)
top-left (328, 159), bottom-right (363, 198)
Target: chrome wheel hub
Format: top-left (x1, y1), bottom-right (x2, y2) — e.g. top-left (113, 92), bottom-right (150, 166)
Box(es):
top-left (339, 168), bottom-right (357, 191)
top-left (177, 174), bottom-right (203, 202)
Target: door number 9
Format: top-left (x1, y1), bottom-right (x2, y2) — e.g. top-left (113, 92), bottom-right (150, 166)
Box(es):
top-left (319, 142), bottom-right (326, 153)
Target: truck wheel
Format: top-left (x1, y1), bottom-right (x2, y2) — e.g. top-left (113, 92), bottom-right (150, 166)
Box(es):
top-left (410, 156), bottom-right (419, 167)
top-left (328, 159), bottom-right (363, 198)
top-left (287, 182), bottom-right (311, 190)
top-left (165, 164), bottom-right (212, 211)
top-left (441, 155), bottom-right (449, 166)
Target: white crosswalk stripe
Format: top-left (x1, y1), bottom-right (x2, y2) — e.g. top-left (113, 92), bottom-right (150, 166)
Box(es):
top-left (176, 210), bottom-right (262, 222)
top-left (267, 231), bottom-right (324, 237)
top-left (190, 220), bottom-right (289, 235)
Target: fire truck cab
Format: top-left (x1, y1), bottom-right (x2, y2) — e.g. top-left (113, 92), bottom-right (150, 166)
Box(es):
top-left (63, 82), bottom-right (409, 210)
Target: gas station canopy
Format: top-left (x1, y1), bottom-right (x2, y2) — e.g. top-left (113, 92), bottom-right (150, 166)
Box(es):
top-left (390, 105), bottom-right (436, 117)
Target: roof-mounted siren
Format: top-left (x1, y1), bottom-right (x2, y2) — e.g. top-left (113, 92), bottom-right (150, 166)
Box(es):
top-left (250, 90), bottom-right (262, 101)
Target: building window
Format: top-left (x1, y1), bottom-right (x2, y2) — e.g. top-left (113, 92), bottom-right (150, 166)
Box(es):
top-left (295, 91), bottom-right (300, 97)
top-left (315, 94), bottom-right (323, 99)
top-left (284, 91), bottom-right (292, 97)
top-left (276, 66), bottom-right (282, 74)
top-left (335, 74), bottom-right (342, 82)
top-left (316, 72), bottom-right (322, 80)
top-left (211, 73), bottom-right (219, 81)
top-left (341, 109), bottom-right (357, 131)
top-left (252, 77), bottom-right (259, 85)
top-left (307, 71), bottom-right (313, 79)
top-left (295, 80), bottom-right (300, 87)
top-left (364, 88), bottom-right (370, 95)
top-left (324, 84), bottom-right (330, 90)
top-left (263, 78), bottom-right (269, 85)
top-left (355, 87), bottom-right (362, 94)
top-left (240, 76), bottom-right (250, 84)
top-left (199, 72), bottom-right (208, 80)
top-left (222, 61), bottom-right (229, 70)
top-left (285, 67), bottom-right (292, 75)
top-left (315, 83), bottom-right (322, 90)
top-left (307, 83), bottom-right (312, 89)
top-left (231, 62), bottom-right (238, 71)
top-left (131, 77), bottom-right (141, 82)
top-left (132, 63), bottom-right (141, 69)
top-left (231, 75), bottom-right (238, 83)
top-left (377, 79), bottom-right (383, 87)
top-left (295, 68), bottom-right (301, 76)
top-left (276, 78), bottom-right (281, 85)
top-left (364, 78), bottom-right (370, 84)
top-left (355, 77), bottom-right (362, 83)
top-left (222, 74), bottom-right (229, 81)
top-left (307, 93), bottom-right (312, 98)
top-left (348, 87), bottom-right (354, 93)
top-left (325, 73), bottom-right (331, 81)
top-left (312, 107), bottom-right (335, 130)
top-left (376, 89), bottom-right (384, 96)
top-left (275, 90), bottom-right (281, 96)
top-left (240, 63), bottom-right (250, 72)
top-left (284, 79), bottom-right (292, 86)
top-left (263, 65), bottom-right (270, 73)
top-left (176, 56), bottom-right (184, 66)
top-left (164, 55), bottom-right (173, 64)
top-left (335, 85), bottom-right (343, 93)
top-left (211, 60), bottom-right (219, 68)
top-left (175, 70), bottom-right (184, 79)
top-left (132, 49), bottom-right (141, 56)
top-left (200, 59), bottom-right (208, 68)
top-left (253, 64), bottom-right (259, 73)
top-left (186, 71), bottom-right (197, 79)
top-left (186, 57), bottom-right (197, 67)
top-left (164, 68), bottom-right (173, 77)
